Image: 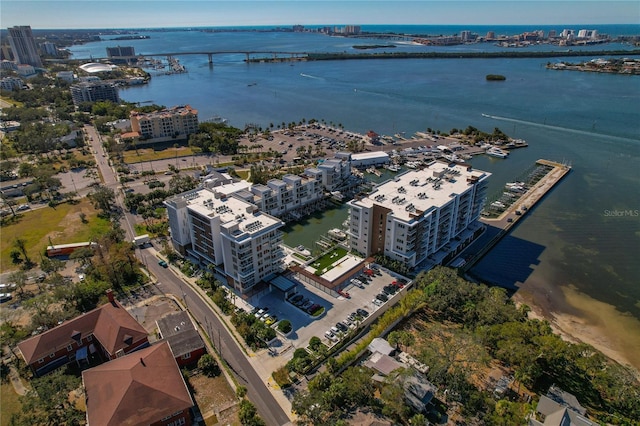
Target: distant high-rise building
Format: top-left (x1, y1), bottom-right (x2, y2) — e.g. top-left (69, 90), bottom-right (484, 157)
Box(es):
top-left (461, 30), bottom-right (472, 42)
top-left (70, 81), bottom-right (120, 106)
top-left (548, 30), bottom-right (557, 38)
top-left (106, 46), bottom-right (135, 58)
top-left (7, 26), bottom-right (42, 67)
top-left (486, 31), bottom-right (495, 40)
top-left (40, 42), bottom-right (58, 57)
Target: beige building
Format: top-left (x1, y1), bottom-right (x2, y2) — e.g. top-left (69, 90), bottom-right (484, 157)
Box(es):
top-left (130, 105), bottom-right (199, 142)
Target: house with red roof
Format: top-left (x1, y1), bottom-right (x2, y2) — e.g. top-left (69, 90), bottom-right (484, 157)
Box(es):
top-left (17, 290), bottom-right (149, 377)
top-left (82, 341), bottom-right (194, 426)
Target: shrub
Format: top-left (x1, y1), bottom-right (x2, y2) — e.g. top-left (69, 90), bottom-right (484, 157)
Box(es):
top-left (198, 354), bottom-right (221, 377)
top-left (277, 319), bottom-right (292, 333)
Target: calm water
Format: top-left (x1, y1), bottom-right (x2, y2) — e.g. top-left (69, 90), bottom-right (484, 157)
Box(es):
top-left (70, 26), bottom-right (640, 318)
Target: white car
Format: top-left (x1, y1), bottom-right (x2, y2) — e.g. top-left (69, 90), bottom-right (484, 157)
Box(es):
top-left (0, 293), bottom-right (12, 303)
top-left (372, 298), bottom-right (383, 306)
top-left (17, 204), bottom-right (30, 211)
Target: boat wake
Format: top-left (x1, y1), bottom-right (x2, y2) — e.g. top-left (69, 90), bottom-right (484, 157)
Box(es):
top-left (481, 113), bottom-right (639, 143)
top-left (300, 73), bottom-right (324, 80)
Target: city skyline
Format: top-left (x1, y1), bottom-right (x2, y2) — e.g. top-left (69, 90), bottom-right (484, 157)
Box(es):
top-left (1, 1), bottom-right (638, 29)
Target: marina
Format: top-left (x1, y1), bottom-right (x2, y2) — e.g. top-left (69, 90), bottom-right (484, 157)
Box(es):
top-left (458, 159), bottom-right (572, 274)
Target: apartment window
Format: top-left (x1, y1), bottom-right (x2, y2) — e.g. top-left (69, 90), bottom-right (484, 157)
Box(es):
top-left (38, 358), bottom-right (44, 364)
top-left (87, 335), bottom-right (92, 342)
top-left (67, 344), bottom-right (73, 352)
top-left (49, 353), bottom-right (55, 358)
top-left (182, 353), bottom-right (191, 360)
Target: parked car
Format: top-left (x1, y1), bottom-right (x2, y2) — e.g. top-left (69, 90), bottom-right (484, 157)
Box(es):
top-left (254, 308), bottom-right (266, 318)
top-left (301, 300), bottom-right (314, 310)
top-left (357, 308), bottom-right (369, 317)
top-left (290, 294), bottom-right (303, 303)
top-left (383, 285), bottom-right (397, 295)
top-left (158, 260), bottom-right (168, 268)
top-left (330, 326), bottom-right (340, 334)
top-left (335, 322), bottom-right (348, 333)
top-left (0, 293), bottom-right (12, 303)
top-left (307, 303), bottom-right (320, 314)
top-left (325, 330), bottom-right (338, 342)
top-left (372, 298), bottom-right (383, 306)
top-left (376, 293), bottom-right (388, 302)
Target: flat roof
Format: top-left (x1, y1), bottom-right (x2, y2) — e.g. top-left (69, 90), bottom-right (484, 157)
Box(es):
top-left (179, 187), bottom-right (282, 235)
top-left (270, 276), bottom-right (297, 292)
top-left (350, 161), bottom-right (490, 222)
top-left (318, 254), bottom-right (363, 282)
top-left (351, 151), bottom-right (390, 161)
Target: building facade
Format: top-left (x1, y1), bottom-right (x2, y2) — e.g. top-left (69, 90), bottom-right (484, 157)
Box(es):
top-left (7, 25), bottom-right (42, 67)
top-left (247, 173), bottom-right (324, 218)
top-left (130, 105), bottom-right (199, 141)
top-left (70, 81), bottom-right (120, 105)
top-left (165, 185), bottom-right (285, 293)
top-left (0, 76), bottom-right (24, 91)
top-left (17, 292), bottom-right (149, 377)
top-left (347, 162), bottom-right (490, 268)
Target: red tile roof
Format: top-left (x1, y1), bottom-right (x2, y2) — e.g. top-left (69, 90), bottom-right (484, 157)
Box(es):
top-left (82, 342), bottom-right (193, 426)
top-left (17, 300), bottom-right (147, 365)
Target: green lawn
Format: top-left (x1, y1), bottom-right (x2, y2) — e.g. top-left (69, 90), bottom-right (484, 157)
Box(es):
top-left (0, 199), bottom-right (111, 272)
top-left (0, 382), bottom-right (22, 426)
top-left (122, 146), bottom-right (198, 163)
top-left (311, 247), bottom-right (348, 272)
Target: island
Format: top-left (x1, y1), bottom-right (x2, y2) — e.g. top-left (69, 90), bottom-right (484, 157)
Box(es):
top-left (486, 74), bottom-right (506, 81)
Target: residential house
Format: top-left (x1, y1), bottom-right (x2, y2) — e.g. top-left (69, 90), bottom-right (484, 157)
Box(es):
top-left (17, 290), bottom-right (149, 377)
top-left (529, 385), bottom-right (593, 426)
top-left (156, 311), bottom-right (206, 367)
top-left (82, 341), bottom-right (194, 426)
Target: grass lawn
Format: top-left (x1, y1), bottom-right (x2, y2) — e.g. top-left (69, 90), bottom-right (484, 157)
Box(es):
top-left (0, 198), bottom-right (111, 272)
top-left (311, 246), bottom-right (348, 272)
top-left (1, 382), bottom-right (22, 426)
top-left (122, 146), bottom-right (198, 163)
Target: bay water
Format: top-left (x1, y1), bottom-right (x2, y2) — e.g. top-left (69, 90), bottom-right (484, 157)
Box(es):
top-left (69, 26), bottom-right (640, 357)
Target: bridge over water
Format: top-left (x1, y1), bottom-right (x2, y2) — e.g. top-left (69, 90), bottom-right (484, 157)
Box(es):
top-left (97, 50), bottom-right (309, 64)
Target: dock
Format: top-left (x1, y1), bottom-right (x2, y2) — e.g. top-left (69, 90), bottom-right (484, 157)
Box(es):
top-left (459, 159), bottom-right (571, 273)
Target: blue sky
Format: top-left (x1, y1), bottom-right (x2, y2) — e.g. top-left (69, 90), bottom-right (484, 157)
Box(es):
top-left (1, 1), bottom-right (638, 29)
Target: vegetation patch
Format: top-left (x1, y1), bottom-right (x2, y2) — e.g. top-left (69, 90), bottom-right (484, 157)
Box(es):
top-left (0, 198), bottom-right (110, 272)
top-left (311, 246), bottom-right (348, 273)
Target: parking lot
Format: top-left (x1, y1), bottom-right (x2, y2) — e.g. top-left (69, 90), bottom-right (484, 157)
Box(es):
top-left (251, 266), bottom-right (410, 353)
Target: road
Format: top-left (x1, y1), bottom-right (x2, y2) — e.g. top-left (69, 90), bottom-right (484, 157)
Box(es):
top-left (85, 125), bottom-right (291, 425)
top-left (145, 252), bottom-right (291, 426)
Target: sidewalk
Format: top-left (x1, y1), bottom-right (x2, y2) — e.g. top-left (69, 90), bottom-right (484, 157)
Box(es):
top-left (150, 247), bottom-right (295, 420)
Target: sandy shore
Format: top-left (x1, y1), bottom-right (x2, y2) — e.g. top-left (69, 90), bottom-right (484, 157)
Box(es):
top-left (514, 275), bottom-right (640, 374)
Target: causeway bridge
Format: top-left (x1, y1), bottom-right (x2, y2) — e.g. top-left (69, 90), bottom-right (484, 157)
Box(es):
top-left (98, 50), bottom-right (309, 64)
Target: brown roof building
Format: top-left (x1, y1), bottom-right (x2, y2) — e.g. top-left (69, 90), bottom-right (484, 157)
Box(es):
top-left (82, 341), bottom-right (194, 426)
top-left (17, 291), bottom-right (149, 376)
top-left (156, 310), bottom-right (206, 367)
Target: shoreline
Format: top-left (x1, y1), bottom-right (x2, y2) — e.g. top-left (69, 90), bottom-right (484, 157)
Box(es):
top-left (513, 278), bottom-right (640, 375)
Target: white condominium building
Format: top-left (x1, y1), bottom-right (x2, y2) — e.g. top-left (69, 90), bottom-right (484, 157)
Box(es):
top-left (347, 161), bottom-right (490, 268)
top-left (165, 186), bottom-right (285, 293)
top-left (304, 158), bottom-right (351, 191)
top-left (248, 174), bottom-right (324, 217)
top-left (130, 105), bottom-right (199, 141)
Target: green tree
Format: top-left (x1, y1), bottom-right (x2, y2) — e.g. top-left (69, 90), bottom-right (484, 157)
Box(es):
top-left (88, 185), bottom-right (116, 216)
top-left (198, 354), bottom-right (221, 377)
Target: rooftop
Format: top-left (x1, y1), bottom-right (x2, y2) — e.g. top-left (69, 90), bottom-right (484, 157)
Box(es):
top-left (17, 298), bottom-right (148, 365)
top-left (82, 342), bottom-right (193, 426)
top-left (351, 161), bottom-right (489, 221)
